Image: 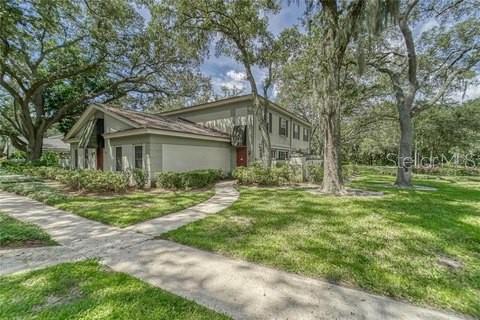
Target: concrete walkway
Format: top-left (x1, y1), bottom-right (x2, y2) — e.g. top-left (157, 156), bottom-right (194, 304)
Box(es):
top-left (126, 181), bottom-right (239, 236)
top-left (0, 188), bottom-right (468, 320)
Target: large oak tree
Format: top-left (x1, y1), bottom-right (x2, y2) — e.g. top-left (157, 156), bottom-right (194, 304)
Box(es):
top-left (291, 0), bottom-right (399, 193)
top-left (369, 0), bottom-right (480, 186)
top-left (0, 0), bottom-right (205, 160)
top-left (160, 0), bottom-right (283, 167)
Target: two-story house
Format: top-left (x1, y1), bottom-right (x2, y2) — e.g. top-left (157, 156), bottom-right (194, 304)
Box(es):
top-left (161, 94), bottom-right (311, 165)
top-left (64, 94), bottom-right (311, 178)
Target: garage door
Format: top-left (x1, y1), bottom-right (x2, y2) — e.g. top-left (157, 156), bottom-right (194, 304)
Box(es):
top-left (162, 144), bottom-right (231, 172)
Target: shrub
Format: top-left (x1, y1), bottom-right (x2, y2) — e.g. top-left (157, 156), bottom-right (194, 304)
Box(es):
top-left (233, 163), bottom-right (294, 186)
top-left (0, 159), bottom-right (30, 173)
top-left (1, 161), bottom-right (129, 193)
top-left (157, 169), bottom-right (222, 190)
top-left (62, 170), bottom-right (129, 193)
top-left (10, 150), bottom-right (26, 160)
top-left (39, 152), bottom-right (59, 167)
top-left (350, 165), bottom-right (396, 176)
top-left (132, 169), bottom-right (148, 189)
top-left (305, 164), bottom-right (323, 183)
top-left (414, 166), bottom-right (480, 176)
top-left (157, 172), bottom-right (183, 189)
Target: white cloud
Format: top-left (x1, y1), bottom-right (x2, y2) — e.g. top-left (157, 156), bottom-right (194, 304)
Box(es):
top-left (226, 70), bottom-right (246, 81)
top-left (209, 69), bottom-right (249, 94)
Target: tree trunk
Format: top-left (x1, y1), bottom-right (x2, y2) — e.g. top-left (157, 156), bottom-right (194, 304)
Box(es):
top-left (322, 109), bottom-right (343, 193)
top-left (256, 103), bottom-right (272, 167)
top-left (395, 103), bottom-right (413, 187)
top-left (26, 139), bottom-right (43, 161)
top-left (247, 68), bottom-right (272, 167)
top-left (26, 127), bottom-right (45, 161)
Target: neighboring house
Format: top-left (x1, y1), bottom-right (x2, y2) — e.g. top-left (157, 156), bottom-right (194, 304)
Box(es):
top-left (3, 134), bottom-right (70, 159)
top-left (42, 134), bottom-right (71, 154)
top-left (64, 94), bottom-right (311, 179)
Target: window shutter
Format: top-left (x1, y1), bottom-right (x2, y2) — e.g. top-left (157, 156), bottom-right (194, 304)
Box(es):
top-left (279, 117), bottom-right (282, 135)
top-left (269, 113), bottom-right (272, 133)
top-left (286, 120), bottom-right (289, 137)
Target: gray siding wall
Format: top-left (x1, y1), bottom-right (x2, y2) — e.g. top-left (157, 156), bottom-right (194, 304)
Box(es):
top-left (169, 101), bottom-right (254, 165)
top-left (252, 106), bottom-right (310, 162)
top-left (104, 114), bottom-right (132, 133)
top-left (174, 102), bottom-right (249, 133)
top-left (166, 100), bottom-right (310, 164)
top-left (105, 134), bottom-right (233, 179)
top-left (149, 135), bottom-right (233, 174)
top-left (107, 135), bottom-right (149, 172)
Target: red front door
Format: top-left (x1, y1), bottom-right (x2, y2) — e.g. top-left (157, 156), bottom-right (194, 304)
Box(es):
top-left (236, 147), bottom-right (247, 167)
top-left (96, 147), bottom-right (104, 170)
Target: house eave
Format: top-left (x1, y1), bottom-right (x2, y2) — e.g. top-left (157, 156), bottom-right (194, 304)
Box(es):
top-left (64, 104), bottom-right (139, 140)
top-left (160, 94), bottom-right (312, 127)
top-left (103, 128), bottom-right (231, 143)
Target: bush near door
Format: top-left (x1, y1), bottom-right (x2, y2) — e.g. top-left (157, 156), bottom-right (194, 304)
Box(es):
top-left (157, 169), bottom-right (223, 190)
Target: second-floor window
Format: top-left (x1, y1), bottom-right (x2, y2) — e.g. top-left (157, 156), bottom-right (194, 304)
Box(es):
top-left (293, 124), bottom-right (300, 140)
top-left (279, 117), bottom-right (288, 137)
top-left (303, 128), bottom-right (310, 142)
top-left (268, 112), bottom-right (272, 133)
top-left (262, 112), bottom-right (273, 133)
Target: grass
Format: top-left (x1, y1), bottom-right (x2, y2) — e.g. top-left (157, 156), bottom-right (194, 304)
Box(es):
top-left (0, 212), bottom-right (56, 249)
top-left (0, 173), bottom-right (214, 227)
top-left (55, 191), bottom-right (214, 227)
top-left (0, 260), bottom-right (229, 319)
top-left (164, 174), bottom-right (480, 317)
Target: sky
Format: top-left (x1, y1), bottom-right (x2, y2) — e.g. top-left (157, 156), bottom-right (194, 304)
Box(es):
top-left (140, 2), bottom-right (479, 102)
top-left (200, 2), bottom-right (306, 97)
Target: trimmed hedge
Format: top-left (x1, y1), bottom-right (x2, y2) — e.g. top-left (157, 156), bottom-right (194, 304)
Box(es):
top-left (233, 164), bottom-right (293, 186)
top-left (1, 161), bottom-right (129, 193)
top-left (157, 169), bottom-right (222, 190)
top-left (413, 166), bottom-right (480, 176)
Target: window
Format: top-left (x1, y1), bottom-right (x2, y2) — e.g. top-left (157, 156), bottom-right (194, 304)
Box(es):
top-left (261, 112), bottom-right (273, 133)
top-left (74, 149), bottom-right (78, 169)
top-left (115, 147), bottom-right (122, 171)
top-left (272, 149), bottom-right (289, 161)
top-left (277, 150), bottom-right (289, 160)
top-left (279, 117), bottom-right (288, 137)
top-left (303, 128), bottom-right (310, 142)
top-left (134, 146), bottom-right (143, 169)
top-left (84, 148), bottom-right (88, 169)
top-left (293, 124), bottom-right (300, 140)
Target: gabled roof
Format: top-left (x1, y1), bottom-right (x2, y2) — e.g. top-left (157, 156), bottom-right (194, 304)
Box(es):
top-left (160, 94), bottom-right (311, 127)
top-left (43, 135), bottom-right (70, 152)
top-left (15, 134), bottom-right (69, 153)
top-left (65, 104), bottom-right (230, 142)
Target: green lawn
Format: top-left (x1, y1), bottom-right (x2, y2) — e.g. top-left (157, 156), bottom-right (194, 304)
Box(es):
top-left (0, 173), bottom-right (214, 227)
top-left (164, 174), bottom-right (480, 317)
top-left (0, 212), bottom-right (55, 249)
top-left (0, 260), bottom-right (228, 320)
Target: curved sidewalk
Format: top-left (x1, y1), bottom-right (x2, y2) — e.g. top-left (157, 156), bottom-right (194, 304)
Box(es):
top-left (125, 180), bottom-right (239, 236)
top-left (0, 184), bottom-right (470, 320)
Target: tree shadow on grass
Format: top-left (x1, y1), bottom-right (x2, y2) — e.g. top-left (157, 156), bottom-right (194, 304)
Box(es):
top-left (165, 177), bottom-right (480, 317)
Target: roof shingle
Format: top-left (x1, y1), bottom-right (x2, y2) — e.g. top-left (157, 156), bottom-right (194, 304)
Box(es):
top-left (102, 105), bottom-right (230, 139)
